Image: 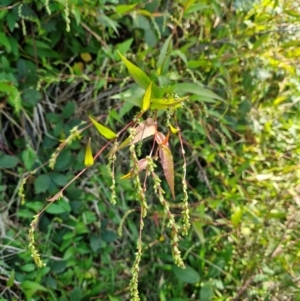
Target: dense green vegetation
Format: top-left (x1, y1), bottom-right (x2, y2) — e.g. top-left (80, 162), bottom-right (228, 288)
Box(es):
top-left (1, 0), bottom-right (300, 300)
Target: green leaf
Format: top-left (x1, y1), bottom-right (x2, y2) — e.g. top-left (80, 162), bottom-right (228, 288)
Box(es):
top-left (102, 230), bottom-right (117, 243)
top-left (142, 82), bottom-right (152, 111)
top-left (100, 14), bottom-right (119, 34)
top-left (200, 282), bottom-right (214, 301)
top-left (172, 83), bottom-right (223, 101)
top-left (90, 234), bottom-right (102, 252)
top-left (150, 96), bottom-right (189, 110)
top-left (114, 39), bottom-right (134, 61)
top-left (34, 174), bottom-right (51, 194)
top-left (45, 199), bottom-right (71, 214)
top-left (172, 265), bottom-right (200, 283)
top-left (157, 35), bottom-right (172, 74)
top-left (89, 116), bottom-right (117, 140)
top-left (6, 270), bottom-right (14, 287)
top-left (20, 264), bottom-right (36, 272)
top-left (0, 82), bottom-right (21, 114)
top-left (115, 4), bottom-right (138, 14)
top-left (70, 287), bottom-right (83, 301)
top-left (0, 33), bottom-right (11, 52)
top-left (231, 206), bottom-right (243, 227)
top-left (6, 11), bottom-right (17, 32)
top-left (54, 149), bottom-right (72, 171)
top-left (22, 89), bottom-right (42, 107)
top-left (63, 101), bottom-right (76, 119)
top-left (0, 154), bottom-right (19, 168)
top-left (109, 109), bottom-right (123, 124)
top-left (118, 51), bottom-right (160, 98)
top-left (108, 295), bottom-right (121, 301)
top-left (21, 147), bottom-right (36, 170)
top-left (50, 173), bottom-right (69, 187)
top-left (21, 280), bottom-right (48, 299)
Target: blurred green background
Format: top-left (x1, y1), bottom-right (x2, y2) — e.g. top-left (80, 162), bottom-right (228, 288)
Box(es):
top-left (1, 0), bottom-right (300, 300)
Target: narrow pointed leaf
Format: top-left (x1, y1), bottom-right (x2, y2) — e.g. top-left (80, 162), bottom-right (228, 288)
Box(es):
top-left (150, 96), bottom-right (189, 110)
top-left (159, 145), bottom-right (175, 198)
top-left (117, 118), bottom-right (156, 150)
top-left (142, 82), bottom-right (152, 112)
top-left (155, 132), bottom-right (169, 147)
top-left (172, 83), bottom-right (223, 101)
top-left (170, 124), bottom-right (180, 134)
top-left (89, 116), bottom-right (118, 140)
top-left (84, 138), bottom-right (94, 166)
top-left (118, 51), bottom-right (160, 97)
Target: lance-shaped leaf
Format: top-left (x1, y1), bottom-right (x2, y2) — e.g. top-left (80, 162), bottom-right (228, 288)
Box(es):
top-left (84, 138), bottom-right (94, 166)
top-left (150, 96), bottom-right (189, 110)
top-left (142, 82), bottom-right (152, 112)
top-left (118, 51), bottom-right (160, 98)
top-left (89, 116), bottom-right (118, 140)
top-left (155, 131), bottom-right (170, 146)
top-left (120, 158), bottom-right (148, 179)
top-left (172, 83), bottom-right (224, 102)
top-left (170, 123), bottom-right (180, 134)
top-left (117, 118), bottom-right (156, 151)
top-left (159, 144), bottom-right (175, 198)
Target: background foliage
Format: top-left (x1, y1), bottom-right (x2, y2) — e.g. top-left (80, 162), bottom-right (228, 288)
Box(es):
top-left (1, 0), bottom-right (300, 300)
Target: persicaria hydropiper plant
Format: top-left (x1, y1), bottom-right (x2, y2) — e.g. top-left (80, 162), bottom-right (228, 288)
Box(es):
top-left (27, 51), bottom-right (222, 300)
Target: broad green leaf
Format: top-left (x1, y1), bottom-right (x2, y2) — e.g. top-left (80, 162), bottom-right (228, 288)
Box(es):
top-left (102, 230), bottom-right (117, 243)
top-left (150, 96), bottom-right (188, 110)
top-left (0, 33), bottom-right (11, 52)
top-left (172, 83), bottom-right (223, 101)
top-left (70, 287), bottom-right (83, 301)
top-left (20, 264), bottom-right (36, 272)
top-left (172, 265), bottom-right (200, 284)
top-left (118, 51), bottom-right (160, 97)
top-left (45, 199), bottom-right (71, 214)
top-left (89, 116), bottom-right (117, 140)
top-left (90, 234), bottom-right (102, 252)
top-left (200, 282), bottom-right (214, 301)
top-left (84, 138), bottom-right (94, 166)
top-left (50, 173), bottom-right (69, 187)
top-left (0, 154), bottom-right (19, 168)
top-left (142, 82), bottom-right (152, 111)
top-left (22, 88), bottom-right (42, 107)
top-left (34, 174), bottom-right (51, 194)
top-left (22, 147), bottom-right (36, 170)
top-left (21, 280), bottom-right (48, 299)
top-left (62, 101), bottom-right (76, 118)
top-left (159, 145), bottom-right (175, 198)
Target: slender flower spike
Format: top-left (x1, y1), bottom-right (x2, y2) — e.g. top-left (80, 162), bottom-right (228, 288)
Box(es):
top-left (84, 138), bottom-right (94, 166)
top-left (89, 116), bottom-right (118, 140)
top-left (142, 82), bottom-right (152, 112)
